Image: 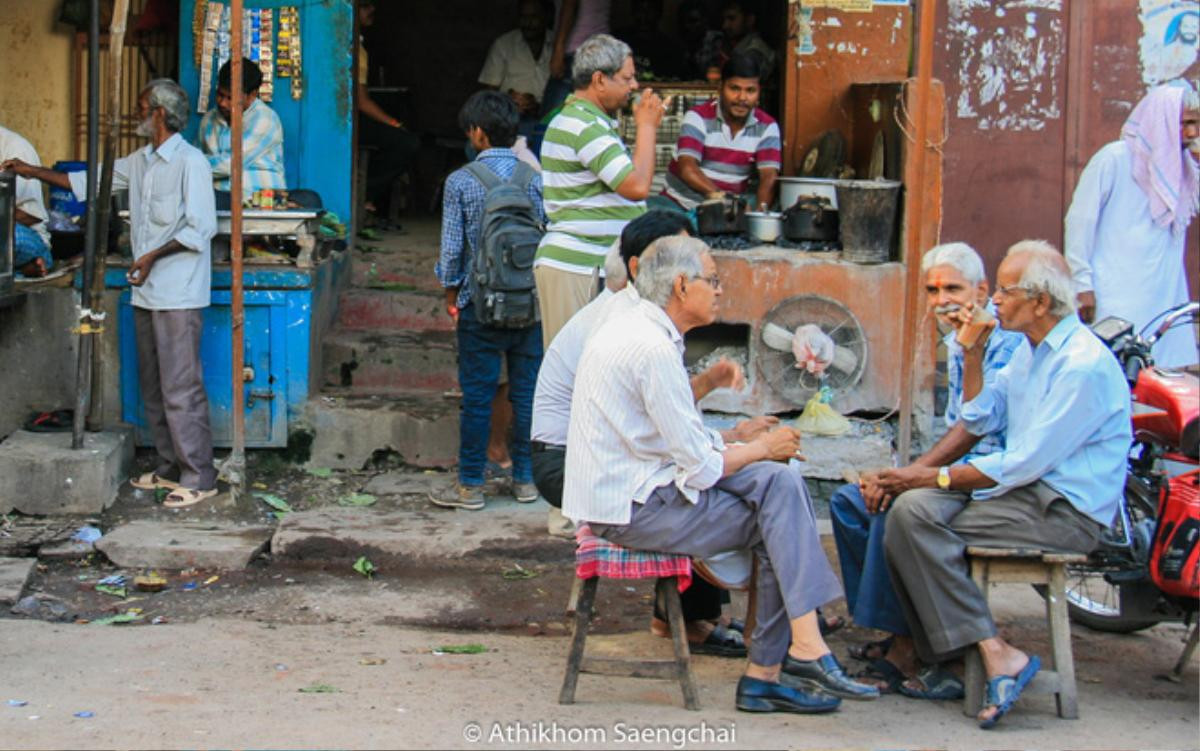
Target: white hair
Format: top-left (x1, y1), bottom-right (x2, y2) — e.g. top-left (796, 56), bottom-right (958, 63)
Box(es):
top-left (141, 78), bottom-right (189, 133)
top-left (571, 34), bottom-right (632, 89)
top-left (920, 242), bottom-right (986, 286)
top-left (1006, 239), bottom-right (1077, 318)
top-left (603, 241), bottom-right (627, 291)
top-left (634, 235), bottom-right (708, 307)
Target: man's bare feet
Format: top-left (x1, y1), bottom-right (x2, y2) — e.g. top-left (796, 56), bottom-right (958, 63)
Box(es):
top-left (17, 258), bottom-right (47, 278)
top-left (976, 637), bottom-right (1034, 725)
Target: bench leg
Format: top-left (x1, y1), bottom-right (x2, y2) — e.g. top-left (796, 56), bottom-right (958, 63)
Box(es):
top-left (1170, 621), bottom-right (1199, 681)
top-left (1047, 564), bottom-right (1079, 719)
top-left (559, 577), bottom-right (597, 705)
top-left (565, 576), bottom-right (583, 616)
top-left (660, 577), bottom-right (700, 711)
top-left (963, 559), bottom-right (989, 717)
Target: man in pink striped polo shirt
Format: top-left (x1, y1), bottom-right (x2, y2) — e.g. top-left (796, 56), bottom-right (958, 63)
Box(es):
top-left (662, 52), bottom-right (781, 212)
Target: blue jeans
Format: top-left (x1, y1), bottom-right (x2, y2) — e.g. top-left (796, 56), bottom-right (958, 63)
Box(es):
top-left (455, 304), bottom-right (543, 486)
top-left (829, 483), bottom-right (909, 635)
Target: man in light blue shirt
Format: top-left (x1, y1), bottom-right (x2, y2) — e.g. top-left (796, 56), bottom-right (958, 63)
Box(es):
top-left (868, 240), bottom-right (1131, 729)
top-left (198, 58), bottom-right (286, 203)
top-left (4, 79), bottom-right (219, 508)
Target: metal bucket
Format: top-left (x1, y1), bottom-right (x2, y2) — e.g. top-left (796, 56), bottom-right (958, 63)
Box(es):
top-left (835, 179), bottom-right (901, 264)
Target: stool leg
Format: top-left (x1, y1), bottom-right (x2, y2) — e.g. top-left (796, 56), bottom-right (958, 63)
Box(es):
top-left (1169, 621), bottom-right (1199, 682)
top-left (565, 576), bottom-right (583, 616)
top-left (963, 559), bottom-right (989, 717)
top-left (661, 577), bottom-right (700, 711)
top-left (1047, 563), bottom-right (1079, 719)
top-left (559, 577), bottom-right (597, 705)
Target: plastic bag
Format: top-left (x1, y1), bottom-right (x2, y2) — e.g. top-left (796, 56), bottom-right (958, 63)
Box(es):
top-left (795, 386), bottom-right (851, 436)
top-left (792, 324), bottom-right (836, 374)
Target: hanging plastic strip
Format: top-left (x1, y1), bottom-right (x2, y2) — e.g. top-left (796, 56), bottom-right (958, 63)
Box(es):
top-left (259, 9), bottom-right (275, 102)
top-left (197, 2), bottom-right (223, 114)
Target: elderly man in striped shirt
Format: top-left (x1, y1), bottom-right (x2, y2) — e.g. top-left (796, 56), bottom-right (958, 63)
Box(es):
top-left (565, 235), bottom-right (879, 714)
top-left (662, 52), bottom-right (780, 212)
top-left (535, 33), bottom-right (663, 346)
top-left (198, 58), bottom-right (286, 206)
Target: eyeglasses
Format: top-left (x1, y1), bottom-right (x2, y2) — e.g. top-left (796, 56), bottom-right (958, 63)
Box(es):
top-left (994, 284), bottom-right (1032, 299)
top-left (692, 273), bottom-right (722, 290)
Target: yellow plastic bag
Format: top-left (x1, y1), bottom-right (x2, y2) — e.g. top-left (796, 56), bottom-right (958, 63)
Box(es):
top-left (795, 387), bottom-right (851, 436)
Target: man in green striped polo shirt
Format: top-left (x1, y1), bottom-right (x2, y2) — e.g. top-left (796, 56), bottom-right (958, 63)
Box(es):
top-left (535, 33), bottom-right (664, 345)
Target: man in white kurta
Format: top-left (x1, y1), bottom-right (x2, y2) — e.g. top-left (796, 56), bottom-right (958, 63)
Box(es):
top-left (1065, 82), bottom-right (1200, 368)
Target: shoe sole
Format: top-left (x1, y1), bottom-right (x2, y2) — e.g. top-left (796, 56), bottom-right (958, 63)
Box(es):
top-left (736, 696), bottom-right (840, 714)
top-left (787, 676), bottom-right (880, 701)
top-left (429, 496), bottom-right (485, 511)
top-left (514, 495), bottom-right (539, 503)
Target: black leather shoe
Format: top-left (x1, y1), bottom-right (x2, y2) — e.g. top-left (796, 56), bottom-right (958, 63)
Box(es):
top-left (735, 676), bottom-right (841, 714)
top-left (782, 653), bottom-right (881, 700)
top-left (689, 624), bottom-right (746, 658)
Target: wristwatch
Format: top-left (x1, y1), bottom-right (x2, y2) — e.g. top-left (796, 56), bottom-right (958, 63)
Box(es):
top-left (936, 466), bottom-right (952, 490)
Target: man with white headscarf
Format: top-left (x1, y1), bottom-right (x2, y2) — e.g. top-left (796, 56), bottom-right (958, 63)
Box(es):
top-left (1065, 81), bottom-right (1200, 368)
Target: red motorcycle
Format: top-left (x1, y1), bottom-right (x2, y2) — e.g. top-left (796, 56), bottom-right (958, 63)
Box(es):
top-left (1066, 302), bottom-right (1199, 679)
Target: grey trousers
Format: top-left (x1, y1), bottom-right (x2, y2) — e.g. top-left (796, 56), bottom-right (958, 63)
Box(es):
top-left (882, 482), bottom-right (1103, 662)
top-left (133, 308), bottom-right (217, 490)
top-left (591, 461), bottom-right (842, 667)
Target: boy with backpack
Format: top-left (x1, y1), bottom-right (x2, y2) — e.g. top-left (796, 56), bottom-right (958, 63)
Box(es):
top-left (434, 91), bottom-right (547, 510)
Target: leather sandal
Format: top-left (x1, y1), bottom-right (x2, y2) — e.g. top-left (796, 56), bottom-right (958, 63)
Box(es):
top-left (130, 472), bottom-right (180, 490)
top-left (163, 487), bottom-right (219, 508)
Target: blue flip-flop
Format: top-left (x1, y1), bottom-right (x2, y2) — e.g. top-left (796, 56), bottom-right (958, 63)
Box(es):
top-left (978, 655), bottom-right (1041, 729)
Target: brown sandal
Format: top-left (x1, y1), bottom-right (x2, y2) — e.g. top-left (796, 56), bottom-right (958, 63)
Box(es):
top-left (130, 472), bottom-right (179, 490)
top-left (163, 487), bottom-right (218, 508)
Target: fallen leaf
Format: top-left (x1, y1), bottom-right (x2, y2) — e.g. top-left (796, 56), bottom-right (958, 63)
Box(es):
top-left (307, 467), bottom-right (333, 478)
top-left (251, 482), bottom-right (269, 490)
top-left (353, 556), bottom-right (376, 578)
top-left (358, 658), bottom-right (387, 666)
top-left (434, 644), bottom-right (487, 654)
top-left (297, 683), bottom-right (339, 694)
top-left (254, 492), bottom-right (292, 513)
top-left (95, 584), bottom-right (127, 598)
top-left (338, 493), bottom-right (377, 507)
top-left (90, 612), bottom-right (142, 626)
top-left (501, 564), bottom-right (537, 580)
top-left (203, 575), bottom-right (219, 585)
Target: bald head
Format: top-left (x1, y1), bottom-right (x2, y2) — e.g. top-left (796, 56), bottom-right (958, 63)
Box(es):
top-left (999, 239), bottom-right (1076, 319)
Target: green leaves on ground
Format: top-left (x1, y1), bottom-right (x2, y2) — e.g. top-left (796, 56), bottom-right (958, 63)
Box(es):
top-left (501, 564), bottom-right (537, 580)
top-left (91, 612), bottom-right (142, 626)
top-left (306, 467), bottom-right (333, 478)
top-left (353, 556), bottom-right (376, 578)
top-left (254, 492), bottom-right (292, 514)
top-left (95, 584), bottom-right (127, 598)
top-left (298, 683), bottom-right (339, 693)
top-left (434, 644), bottom-right (487, 654)
top-left (338, 493), bottom-right (377, 507)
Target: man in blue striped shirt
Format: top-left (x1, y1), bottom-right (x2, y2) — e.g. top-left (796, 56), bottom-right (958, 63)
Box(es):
top-left (830, 242), bottom-right (1023, 697)
top-left (198, 58), bottom-right (285, 204)
top-left (434, 91), bottom-right (547, 511)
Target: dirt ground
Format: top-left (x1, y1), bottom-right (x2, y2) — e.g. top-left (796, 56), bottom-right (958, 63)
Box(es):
top-left (2, 452), bottom-right (1197, 749)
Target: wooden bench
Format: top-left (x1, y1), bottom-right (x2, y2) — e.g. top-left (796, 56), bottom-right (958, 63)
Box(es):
top-left (963, 546), bottom-right (1089, 720)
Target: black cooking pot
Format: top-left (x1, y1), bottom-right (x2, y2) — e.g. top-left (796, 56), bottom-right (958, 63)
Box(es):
top-left (695, 195), bottom-right (747, 235)
top-left (782, 198), bottom-right (838, 242)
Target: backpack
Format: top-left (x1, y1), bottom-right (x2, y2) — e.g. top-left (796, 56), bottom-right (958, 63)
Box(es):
top-left (463, 160), bottom-right (543, 329)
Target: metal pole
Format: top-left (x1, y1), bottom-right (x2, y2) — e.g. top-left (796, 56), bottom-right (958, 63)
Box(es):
top-left (896, 0), bottom-right (938, 463)
top-left (72, 0), bottom-right (102, 449)
top-left (87, 0), bottom-right (131, 432)
top-left (229, 0), bottom-right (247, 496)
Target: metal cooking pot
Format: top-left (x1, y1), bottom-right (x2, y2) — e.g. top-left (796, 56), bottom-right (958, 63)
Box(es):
top-left (695, 195), bottom-right (747, 235)
top-left (745, 211), bottom-right (783, 243)
top-left (782, 197), bottom-right (838, 242)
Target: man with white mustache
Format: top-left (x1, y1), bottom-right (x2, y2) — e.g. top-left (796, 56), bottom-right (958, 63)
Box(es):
top-left (4, 79), bottom-right (219, 508)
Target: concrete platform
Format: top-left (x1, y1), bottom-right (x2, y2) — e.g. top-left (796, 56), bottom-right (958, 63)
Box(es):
top-left (336, 288), bottom-right (453, 332)
top-left (0, 429), bottom-right (133, 515)
top-left (321, 329), bottom-right (458, 394)
top-left (272, 502), bottom-right (571, 569)
top-left (95, 520), bottom-right (274, 570)
top-left (304, 393), bottom-right (458, 470)
top-left (0, 556), bottom-right (36, 606)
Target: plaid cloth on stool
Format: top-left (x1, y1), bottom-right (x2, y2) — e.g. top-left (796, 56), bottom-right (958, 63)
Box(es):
top-left (574, 524), bottom-right (692, 591)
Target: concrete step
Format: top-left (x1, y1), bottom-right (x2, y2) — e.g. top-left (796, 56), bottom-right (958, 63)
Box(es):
top-left (321, 329), bottom-right (458, 394)
top-left (350, 252), bottom-right (443, 292)
top-left (303, 392), bottom-right (459, 470)
top-left (336, 288), bottom-right (453, 332)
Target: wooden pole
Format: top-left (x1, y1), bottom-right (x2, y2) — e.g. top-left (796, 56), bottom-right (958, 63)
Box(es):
top-left (896, 0), bottom-right (938, 463)
top-left (228, 0), bottom-right (247, 496)
top-left (87, 0), bottom-right (131, 432)
top-left (72, 0), bottom-right (102, 450)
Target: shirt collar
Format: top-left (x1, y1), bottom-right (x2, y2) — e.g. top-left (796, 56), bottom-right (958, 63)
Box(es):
top-left (566, 94), bottom-right (618, 128)
top-left (1040, 314), bottom-right (1080, 352)
top-left (637, 297), bottom-right (685, 353)
top-left (143, 132), bottom-right (184, 163)
top-left (478, 147), bottom-right (516, 160)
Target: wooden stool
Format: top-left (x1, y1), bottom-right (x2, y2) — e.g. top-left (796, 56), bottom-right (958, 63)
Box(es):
top-left (963, 546), bottom-right (1089, 720)
top-left (559, 575), bottom-right (700, 710)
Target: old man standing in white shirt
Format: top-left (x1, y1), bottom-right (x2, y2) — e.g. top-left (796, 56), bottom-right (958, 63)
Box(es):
top-left (562, 235), bottom-right (879, 714)
top-left (5, 79), bottom-right (219, 508)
